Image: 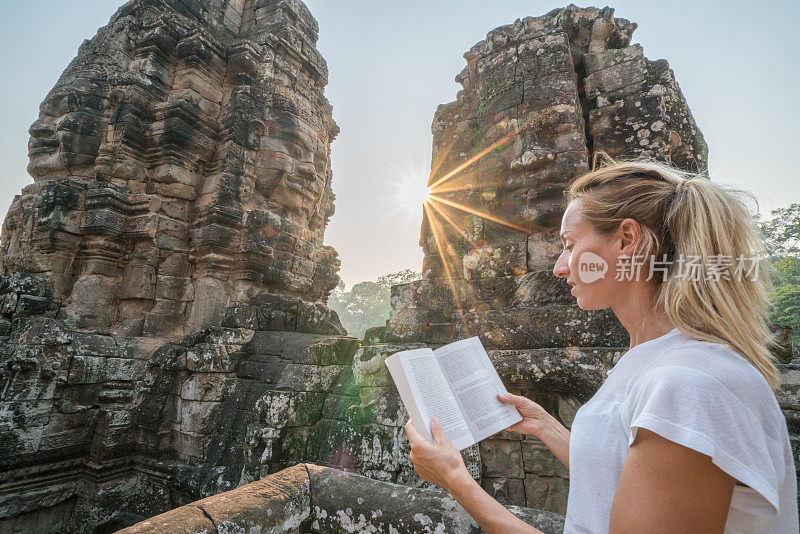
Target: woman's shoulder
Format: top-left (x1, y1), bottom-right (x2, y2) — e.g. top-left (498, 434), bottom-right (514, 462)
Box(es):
top-left (644, 335), bottom-right (778, 411)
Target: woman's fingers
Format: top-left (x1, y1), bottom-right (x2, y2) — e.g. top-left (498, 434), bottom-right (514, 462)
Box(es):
top-left (404, 418), bottom-right (431, 447)
top-left (429, 418), bottom-right (451, 447)
top-left (497, 392), bottom-right (529, 407)
top-left (404, 419), bottom-right (420, 441)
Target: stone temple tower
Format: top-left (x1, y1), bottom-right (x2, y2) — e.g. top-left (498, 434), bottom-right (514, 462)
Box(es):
top-left (1, 0), bottom-right (343, 340)
top-left (387, 5), bottom-right (708, 349)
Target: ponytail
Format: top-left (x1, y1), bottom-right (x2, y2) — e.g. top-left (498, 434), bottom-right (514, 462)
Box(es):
top-left (566, 155), bottom-right (782, 392)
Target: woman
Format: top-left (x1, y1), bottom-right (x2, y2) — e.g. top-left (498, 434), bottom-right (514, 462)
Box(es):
top-left (404, 157), bottom-right (799, 533)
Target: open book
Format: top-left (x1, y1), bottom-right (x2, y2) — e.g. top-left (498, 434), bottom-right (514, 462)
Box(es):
top-left (385, 336), bottom-right (523, 450)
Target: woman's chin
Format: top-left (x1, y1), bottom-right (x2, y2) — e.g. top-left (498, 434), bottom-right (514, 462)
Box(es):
top-left (574, 296), bottom-right (603, 311)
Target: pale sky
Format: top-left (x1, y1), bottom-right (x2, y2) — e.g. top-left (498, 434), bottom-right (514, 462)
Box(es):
top-left (1, 1), bottom-right (798, 289)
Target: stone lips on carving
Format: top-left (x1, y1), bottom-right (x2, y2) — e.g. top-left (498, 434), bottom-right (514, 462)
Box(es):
top-left (27, 74), bottom-right (108, 179)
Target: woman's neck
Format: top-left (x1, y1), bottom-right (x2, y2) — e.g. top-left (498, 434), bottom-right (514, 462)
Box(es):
top-left (612, 284), bottom-right (675, 350)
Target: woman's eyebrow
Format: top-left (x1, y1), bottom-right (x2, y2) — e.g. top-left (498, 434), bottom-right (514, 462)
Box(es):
top-left (560, 231), bottom-right (569, 243)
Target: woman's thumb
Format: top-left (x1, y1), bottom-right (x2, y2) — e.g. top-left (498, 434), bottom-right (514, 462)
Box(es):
top-left (497, 392), bottom-right (522, 404)
top-left (430, 418), bottom-right (449, 445)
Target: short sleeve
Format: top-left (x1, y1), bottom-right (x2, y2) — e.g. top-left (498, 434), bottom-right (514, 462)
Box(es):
top-left (618, 364), bottom-right (784, 516)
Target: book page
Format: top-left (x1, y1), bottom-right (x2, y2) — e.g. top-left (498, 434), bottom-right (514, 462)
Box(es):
top-left (434, 337), bottom-right (522, 443)
top-left (385, 348), bottom-right (474, 450)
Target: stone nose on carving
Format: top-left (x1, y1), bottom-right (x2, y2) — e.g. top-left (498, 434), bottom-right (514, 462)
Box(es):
top-left (28, 119), bottom-right (54, 139)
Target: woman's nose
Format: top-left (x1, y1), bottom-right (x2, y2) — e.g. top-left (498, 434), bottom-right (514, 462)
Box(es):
top-left (553, 251), bottom-right (569, 278)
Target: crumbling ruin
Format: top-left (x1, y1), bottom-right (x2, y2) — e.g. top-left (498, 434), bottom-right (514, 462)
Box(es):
top-left (117, 463), bottom-right (566, 533)
top-left (0, 2), bottom-right (798, 533)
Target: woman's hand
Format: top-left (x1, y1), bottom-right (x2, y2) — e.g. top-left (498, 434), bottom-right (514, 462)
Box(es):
top-left (404, 418), bottom-right (470, 493)
top-left (497, 393), bottom-right (554, 439)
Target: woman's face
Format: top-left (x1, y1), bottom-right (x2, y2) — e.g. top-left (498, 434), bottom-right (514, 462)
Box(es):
top-left (553, 199), bottom-right (625, 310)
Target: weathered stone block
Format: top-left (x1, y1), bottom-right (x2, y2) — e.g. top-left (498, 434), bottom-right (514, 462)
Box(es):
top-left (185, 342), bottom-right (242, 373)
top-left (235, 359), bottom-right (287, 382)
top-left (13, 295), bottom-right (59, 319)
top-left (481, 476), bottom-right (526, 505)
top-left (256, 391), bottom-right (325, 428)
top-left (293, 336), bottom-right (359, 366)
top-left (524, 473), bottom-right (569, 515)
top-left (583, 43), bottom-right (644, 74)
top-left (480, 438), bottom-right (524, 478)
top-left (180, 373), bottom-right (230, 401)
top-left (522, 439), bottom-right (569, 477)
top-left (0, 293), bottom-right (18, 315)
top-left (275, 364), bottom-right (346, 392)
top-left (71, 332), bottom-right (118, 357)
top-left (351, 345), bottom-right (404, 388)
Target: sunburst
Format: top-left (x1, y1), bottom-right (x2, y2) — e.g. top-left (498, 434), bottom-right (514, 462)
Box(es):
top-left (389, 162), bottom-right (432, 222)
top-left (415, 113), bottom-right (546, 328)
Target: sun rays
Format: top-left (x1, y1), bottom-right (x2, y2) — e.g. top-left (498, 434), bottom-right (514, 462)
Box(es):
top-left (391, 114), bottom-right (543, 335)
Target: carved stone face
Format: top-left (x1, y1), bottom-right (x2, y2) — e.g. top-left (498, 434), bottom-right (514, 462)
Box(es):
top-left (262, 112), bottom-right (326, 226)
top-left (27, 73), bottom-right (107, 179)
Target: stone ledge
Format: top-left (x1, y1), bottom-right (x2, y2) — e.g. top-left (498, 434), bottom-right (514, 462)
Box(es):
top-left (118, 463), bottom-right (566, 533)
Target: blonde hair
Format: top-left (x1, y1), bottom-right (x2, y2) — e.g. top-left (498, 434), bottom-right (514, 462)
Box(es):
top-left (565, 153), bottom-right (781, 392)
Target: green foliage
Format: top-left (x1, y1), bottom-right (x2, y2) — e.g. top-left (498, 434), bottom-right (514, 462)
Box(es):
top-left (328, 269), bottom-right (420, 340)
top-left (758, 204), bottom-right (800, 345)
top-left (376, 269), bottom-right (420, 288)
top-left (757, 203), bottom-right (800, 257)
top-left (766, 256), bottom-right (800, 345)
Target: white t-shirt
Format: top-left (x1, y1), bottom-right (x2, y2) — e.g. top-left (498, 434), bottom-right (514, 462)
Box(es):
top-left (563, 327), bottom-right (799, 533)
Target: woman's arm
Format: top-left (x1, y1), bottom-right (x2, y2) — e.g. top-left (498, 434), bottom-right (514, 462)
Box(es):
top-left (496, 393), bottom-right (571, 469)
top-left (538, 416), bottom-right (571, 469)
top-left (445, 470), bottom-right (546, 534)
top-left (609, 427), bottom-right (735, 533)
top-left (405, 418), bottom-right (545, 534)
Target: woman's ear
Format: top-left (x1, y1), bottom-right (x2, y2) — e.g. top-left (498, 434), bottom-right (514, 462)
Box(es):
top-left (617, 218), bottom-right (640, 257)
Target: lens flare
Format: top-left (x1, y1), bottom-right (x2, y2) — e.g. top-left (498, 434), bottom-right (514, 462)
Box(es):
top-left (392, 166), bottom-right (431, 220)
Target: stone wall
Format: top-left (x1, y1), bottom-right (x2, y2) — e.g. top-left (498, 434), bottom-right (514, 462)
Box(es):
top-left (0, 269), bottom-right (366, 531)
